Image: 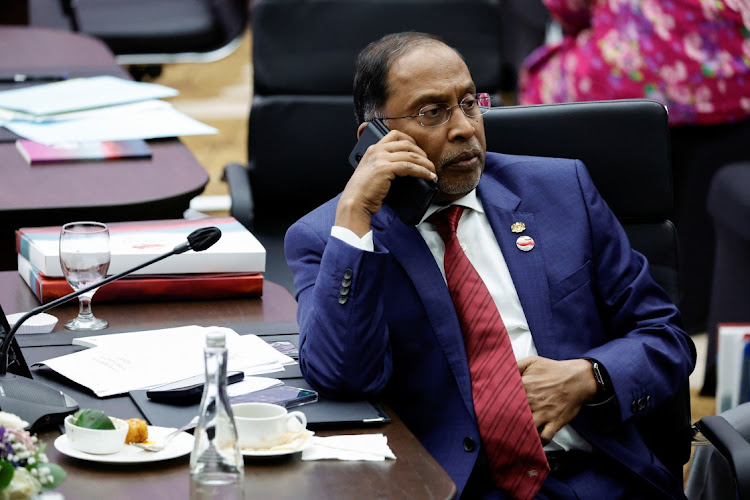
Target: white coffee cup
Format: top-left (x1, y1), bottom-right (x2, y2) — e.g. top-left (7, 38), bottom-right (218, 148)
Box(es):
top-left (232, 402), bottom-right (307, 449)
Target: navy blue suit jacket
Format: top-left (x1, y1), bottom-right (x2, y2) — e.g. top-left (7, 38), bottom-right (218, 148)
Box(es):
top-left (285, 153), bottom-right (695, 498)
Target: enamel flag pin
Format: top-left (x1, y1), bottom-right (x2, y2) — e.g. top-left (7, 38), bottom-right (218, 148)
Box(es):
top-left (516, 235), bottom-right (535, 252)
top-left (511, 222), bottom-right (526, 233)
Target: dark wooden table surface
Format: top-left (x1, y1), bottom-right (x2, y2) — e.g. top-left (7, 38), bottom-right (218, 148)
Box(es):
top-left (0, 27), bottom-right (209, 271)
top-left (0, 271), bottom-right (457, 500)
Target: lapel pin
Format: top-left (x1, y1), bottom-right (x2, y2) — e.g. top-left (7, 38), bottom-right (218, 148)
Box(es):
top-left (516, 235), bottom-right (535, 252)
top-left (511, 222), bottom-right (526, 233)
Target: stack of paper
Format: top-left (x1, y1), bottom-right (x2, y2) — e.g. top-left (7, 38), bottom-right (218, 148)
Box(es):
top-left (0, 76), bottom-right (216, 145)
top-left (17, 217), bottom-right (265, 278)
top-left (36, 326), bottom-right (295, 397)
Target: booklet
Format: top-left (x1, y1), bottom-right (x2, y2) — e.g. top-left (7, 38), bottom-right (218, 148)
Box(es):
top-left (15, 138), bottom-right (151, 165)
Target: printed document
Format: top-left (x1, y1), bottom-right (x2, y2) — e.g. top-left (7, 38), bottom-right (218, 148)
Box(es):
top-left (6, 100), bottom-right (217, 145)
top-left (36, 326), bottom-right (294, 397)
top-left (0, 76), bottom-right (177, 118)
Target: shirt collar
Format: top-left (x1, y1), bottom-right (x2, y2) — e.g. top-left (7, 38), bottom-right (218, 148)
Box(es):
top-left (419, 189), bottom-right (484, 225)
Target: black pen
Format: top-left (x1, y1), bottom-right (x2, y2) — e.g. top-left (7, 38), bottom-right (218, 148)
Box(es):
top-left (0, 73), bottom-right (69, 83)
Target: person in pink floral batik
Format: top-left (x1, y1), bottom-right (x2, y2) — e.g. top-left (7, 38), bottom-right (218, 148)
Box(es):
top-left (520, 0), bottom-right (750, 126)
top-left (520, 0), bottom-right (750, 396)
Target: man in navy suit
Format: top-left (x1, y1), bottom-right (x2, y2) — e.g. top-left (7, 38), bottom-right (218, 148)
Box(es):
top-left (285, 32), bottom-right (695, 499)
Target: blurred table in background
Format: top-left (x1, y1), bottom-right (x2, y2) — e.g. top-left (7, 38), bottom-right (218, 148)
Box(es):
top-left (0, 26), bottom-right (208, 271)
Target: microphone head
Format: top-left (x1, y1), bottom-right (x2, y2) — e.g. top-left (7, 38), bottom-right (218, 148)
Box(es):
top-left (187, 227), bottom-right (222, 252)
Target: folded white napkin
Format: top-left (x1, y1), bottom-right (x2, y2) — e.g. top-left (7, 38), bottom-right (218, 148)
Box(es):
top-left (301, 433), bottom-right (396, 461)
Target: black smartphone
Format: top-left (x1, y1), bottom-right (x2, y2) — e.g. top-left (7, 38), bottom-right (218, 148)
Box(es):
top-left (146, 371), bottom-right (245, 402)
top-left (348, 118), bottom-right (437, 225)
top-left (229, 385), bottom-right (318, 409)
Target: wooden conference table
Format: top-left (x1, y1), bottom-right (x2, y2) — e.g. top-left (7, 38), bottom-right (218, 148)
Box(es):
top-left (0, 26), bottom-right (209, 271)
top-left (0, 272), bottom-right (457, 499)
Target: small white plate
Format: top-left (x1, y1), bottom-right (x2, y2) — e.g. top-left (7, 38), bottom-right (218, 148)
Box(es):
top-left (241, 431), bottom-right (313, 457)
top-left (54, 426), bottom-right (193, 463)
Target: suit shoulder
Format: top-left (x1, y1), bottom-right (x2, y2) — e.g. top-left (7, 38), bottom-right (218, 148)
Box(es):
top-left (485, 151), bottom-right (584, 183)
top-left (290, 196), bottom-right (339, 233)
top-left (486, 151), bottom-right (580, 169)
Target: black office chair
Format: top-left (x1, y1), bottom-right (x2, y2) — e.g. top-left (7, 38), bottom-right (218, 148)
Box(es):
top-left (689, 402), bottom-right (750, 500)
top-left (497, 0), bottom-right (549, 93)
top-left (482, 99), bottom-right (690, 479)
top-left (17, 0), bottom-right (249, 80)
top-left (225, 0), bottom-right (506, 293)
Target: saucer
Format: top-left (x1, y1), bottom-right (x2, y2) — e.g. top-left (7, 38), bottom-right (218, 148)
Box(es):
top-left (241, 430), bottom-right (313, 457)
top-left (54, 425), bottom-right (193, 463)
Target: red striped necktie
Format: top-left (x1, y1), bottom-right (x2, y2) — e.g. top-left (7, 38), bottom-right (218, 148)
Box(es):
top-left (429, 205), bottom-right (549, 500)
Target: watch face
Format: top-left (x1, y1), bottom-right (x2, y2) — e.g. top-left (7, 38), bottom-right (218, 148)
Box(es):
top-left (592, 362), bottom-right (605, 387)
top-left (591, 361), bottom-right (613, 398)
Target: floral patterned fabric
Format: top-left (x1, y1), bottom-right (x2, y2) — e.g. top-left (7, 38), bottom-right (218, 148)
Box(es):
top-left (520, 0), bottom-right (750, 125)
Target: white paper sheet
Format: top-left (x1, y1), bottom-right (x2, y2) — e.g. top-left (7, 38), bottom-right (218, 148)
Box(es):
top-left (38, 326), bottom-right (293, 397)
top-left (0, 76), bottom-right (178, 117)
top-left (6, 100), bottom-right (216, 144)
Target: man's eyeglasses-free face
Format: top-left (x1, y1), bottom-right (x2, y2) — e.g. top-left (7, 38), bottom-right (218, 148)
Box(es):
top-left (382, 93), bottom-right (491, 128)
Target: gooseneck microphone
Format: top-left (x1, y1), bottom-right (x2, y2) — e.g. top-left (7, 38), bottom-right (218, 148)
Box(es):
top-left (0, 226), bottom-right (222, 430)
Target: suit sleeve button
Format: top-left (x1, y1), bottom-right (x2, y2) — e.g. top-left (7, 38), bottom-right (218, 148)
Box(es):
top-left (463, 437), bottom-right (476, 452)
top-left (339, 286), bottom-right (350, 296)
top-left (338, 295), bottom-right (348, 305)
top-left (344, 269), bottom-right (353, 279)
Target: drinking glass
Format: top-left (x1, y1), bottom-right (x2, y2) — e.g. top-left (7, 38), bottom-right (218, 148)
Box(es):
top-left (59, 221), bottom-right (111, 331)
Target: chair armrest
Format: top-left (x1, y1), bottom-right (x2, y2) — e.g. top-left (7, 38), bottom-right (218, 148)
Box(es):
top-left (222, 161), bottom-right (254, 230)
top-left (695, 415), bottom-right (750, 499)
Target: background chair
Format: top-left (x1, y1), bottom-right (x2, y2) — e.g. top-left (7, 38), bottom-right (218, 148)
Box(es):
top-left (496, 0), bottom-right (549, 94)
top-left (225, 0), bottom-right (507, 293)
top-left (688, 401), bottom-right (750, 500)
top-left (483, 99), bottom-right (689, 479)
top-left (6, 0), bottom-right (249, 79)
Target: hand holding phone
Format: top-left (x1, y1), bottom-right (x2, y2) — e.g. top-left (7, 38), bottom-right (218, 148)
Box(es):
top-left (348, 119), bottom-right (437, 225)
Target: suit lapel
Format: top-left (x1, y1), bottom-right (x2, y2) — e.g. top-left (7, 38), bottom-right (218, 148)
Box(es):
top-left (371, 208), bottom-right (476, 416)
top-left (477, 171), bottom-right (555, 358)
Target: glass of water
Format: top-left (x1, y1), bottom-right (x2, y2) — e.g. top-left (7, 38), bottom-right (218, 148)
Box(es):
top-left (59, 221), bottom-right (111, 331)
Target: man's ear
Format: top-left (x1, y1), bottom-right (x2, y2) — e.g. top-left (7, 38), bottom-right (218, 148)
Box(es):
top-left (356, 122), bottom-right (369, 139)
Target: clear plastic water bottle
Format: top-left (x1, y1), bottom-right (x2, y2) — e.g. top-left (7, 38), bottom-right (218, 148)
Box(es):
top-left (190, 328), bottom-right (244, 499)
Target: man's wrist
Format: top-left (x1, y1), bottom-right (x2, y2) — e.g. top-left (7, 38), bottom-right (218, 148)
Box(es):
top-left (334, 197), bottom-right (373, 238)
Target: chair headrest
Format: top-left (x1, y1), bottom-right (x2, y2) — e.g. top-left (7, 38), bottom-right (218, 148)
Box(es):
top-left (483, 100), bottom-right (672, 219)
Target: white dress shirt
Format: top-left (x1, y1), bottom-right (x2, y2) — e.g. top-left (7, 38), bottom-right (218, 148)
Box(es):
top-left (331, 190), bottom-right (591, 452)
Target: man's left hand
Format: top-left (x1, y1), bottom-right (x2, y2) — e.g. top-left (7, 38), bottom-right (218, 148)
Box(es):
top-left (517, 356), bottom-right (598, 445)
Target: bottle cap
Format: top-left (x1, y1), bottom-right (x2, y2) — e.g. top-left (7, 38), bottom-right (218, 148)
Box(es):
top-left (206, 328), bottom-right (226, 347)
